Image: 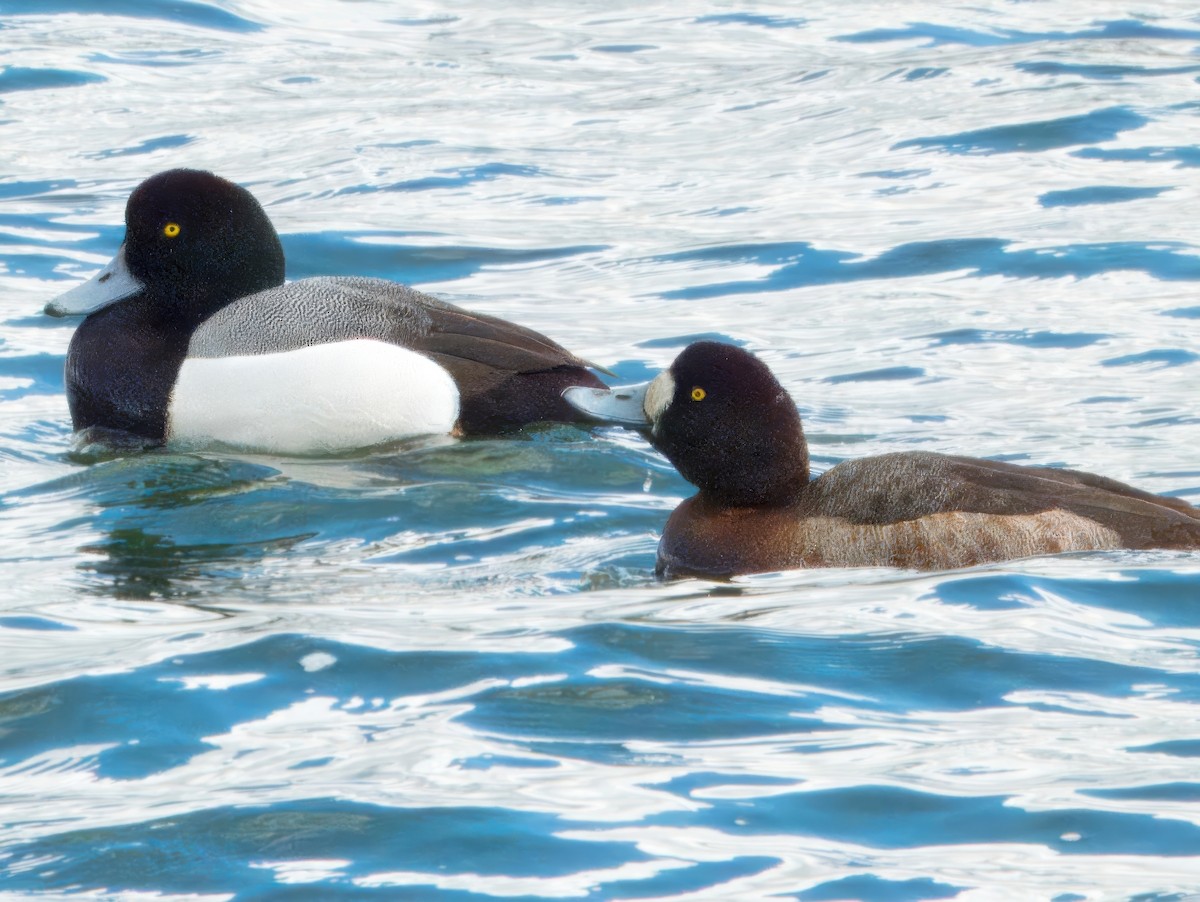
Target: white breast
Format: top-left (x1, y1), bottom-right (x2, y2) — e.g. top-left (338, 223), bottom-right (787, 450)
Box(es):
top-left (166, 339), bottom-right (460, 454)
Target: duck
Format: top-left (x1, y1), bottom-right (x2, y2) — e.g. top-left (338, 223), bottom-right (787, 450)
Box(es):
top-left (564, 340), bottom-right (1200, 578)
top-left (44, 168), bottom-right (607, 454)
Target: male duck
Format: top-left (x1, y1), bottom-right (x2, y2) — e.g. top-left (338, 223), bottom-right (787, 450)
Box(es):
top-left (45, 168), bottom-right (606, 454)
top-left (564, 340), bottom-right (1200, 577)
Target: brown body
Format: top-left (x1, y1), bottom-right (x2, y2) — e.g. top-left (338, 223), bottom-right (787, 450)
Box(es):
top-left (658, 452), bottom-right (1200, 578)
top-left (565, 343), bottom-right (1200, 579)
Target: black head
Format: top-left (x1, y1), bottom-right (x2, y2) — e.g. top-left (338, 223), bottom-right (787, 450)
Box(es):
top-left (121, 168), bottom-right (285, 323)
top-left (647, 341), bottom-right (810, 506)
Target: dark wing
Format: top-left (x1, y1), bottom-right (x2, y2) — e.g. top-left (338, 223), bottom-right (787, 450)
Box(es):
top-left (1017, 462), bottom-right (1200, 516)
top-left (415, 299), bottom-right (598, 376)
top-left (810, 451), bottom-right (1200, 549)
top-left (414, 300), bottom-right (606, 433)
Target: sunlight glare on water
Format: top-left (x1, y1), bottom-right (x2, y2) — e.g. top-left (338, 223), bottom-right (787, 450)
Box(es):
top-left (2, 1), bottom-right (1200, 899)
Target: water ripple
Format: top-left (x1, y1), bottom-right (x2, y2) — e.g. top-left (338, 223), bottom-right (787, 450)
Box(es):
top-left (2, 1), bottom-right (1199, 898)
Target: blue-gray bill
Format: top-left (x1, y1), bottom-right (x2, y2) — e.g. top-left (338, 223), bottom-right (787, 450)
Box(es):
top-left (562, 383), bottom-right (652, 426)
top-left (44, 244), bottom-right (143, 317)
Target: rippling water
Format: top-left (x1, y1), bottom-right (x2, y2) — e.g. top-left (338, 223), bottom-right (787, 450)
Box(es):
top-left (3, 2), bottom-right (1200, 899)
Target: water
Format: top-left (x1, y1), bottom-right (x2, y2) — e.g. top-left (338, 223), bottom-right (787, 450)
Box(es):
top-left (2, 2), bottom-right (1200, 898)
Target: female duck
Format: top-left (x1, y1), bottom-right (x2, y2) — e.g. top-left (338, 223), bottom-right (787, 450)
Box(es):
top-left (565, 341), bottom-right (1200, 577)
top-left (45, 168), bottom-right (606, 454)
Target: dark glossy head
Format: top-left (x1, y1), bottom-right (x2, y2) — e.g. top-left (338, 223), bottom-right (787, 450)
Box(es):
top-left (649, 342), bottom-right (809, 505)
top-left (124, 168), bottom-right (285, 310)
top-left (46, 169), bottom-right (285, 326)
top-left (565, 341), bottom-right (810, 506)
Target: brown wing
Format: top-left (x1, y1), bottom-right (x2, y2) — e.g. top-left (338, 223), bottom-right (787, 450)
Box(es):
top-left (809, 451), bottom-right (1200, 549)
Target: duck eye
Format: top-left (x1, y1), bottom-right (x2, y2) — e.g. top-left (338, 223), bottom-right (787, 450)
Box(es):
top-left (163, 222), bottom-right (181, 238)
top-left (691, 387), bottom-right (706, 401)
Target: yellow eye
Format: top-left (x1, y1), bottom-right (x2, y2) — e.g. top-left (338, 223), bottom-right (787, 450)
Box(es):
top-left (691, 386), bottom-right (706, 401)
top-left (163, 222), bottom-right (181, 238)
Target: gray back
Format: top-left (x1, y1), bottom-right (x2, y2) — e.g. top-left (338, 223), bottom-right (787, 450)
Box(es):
top-left (189, 276), bottom-right (444, 357)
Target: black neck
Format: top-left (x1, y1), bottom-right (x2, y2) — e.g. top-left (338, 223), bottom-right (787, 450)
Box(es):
top-left (65, 298), bottom-right (191, 441)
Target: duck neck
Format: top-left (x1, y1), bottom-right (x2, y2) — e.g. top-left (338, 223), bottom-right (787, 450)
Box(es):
top-left (709, 436), bottom-right (810, 509)
top-left (684, 398), bottom-right (811, 509)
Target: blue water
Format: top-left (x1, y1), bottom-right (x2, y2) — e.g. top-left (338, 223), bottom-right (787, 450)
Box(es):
top-left (3, 2), bottom-right (1200, 899)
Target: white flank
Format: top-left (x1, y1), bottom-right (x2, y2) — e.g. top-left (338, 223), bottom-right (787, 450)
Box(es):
top-left (166, 339), bottom-right (459, 454)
